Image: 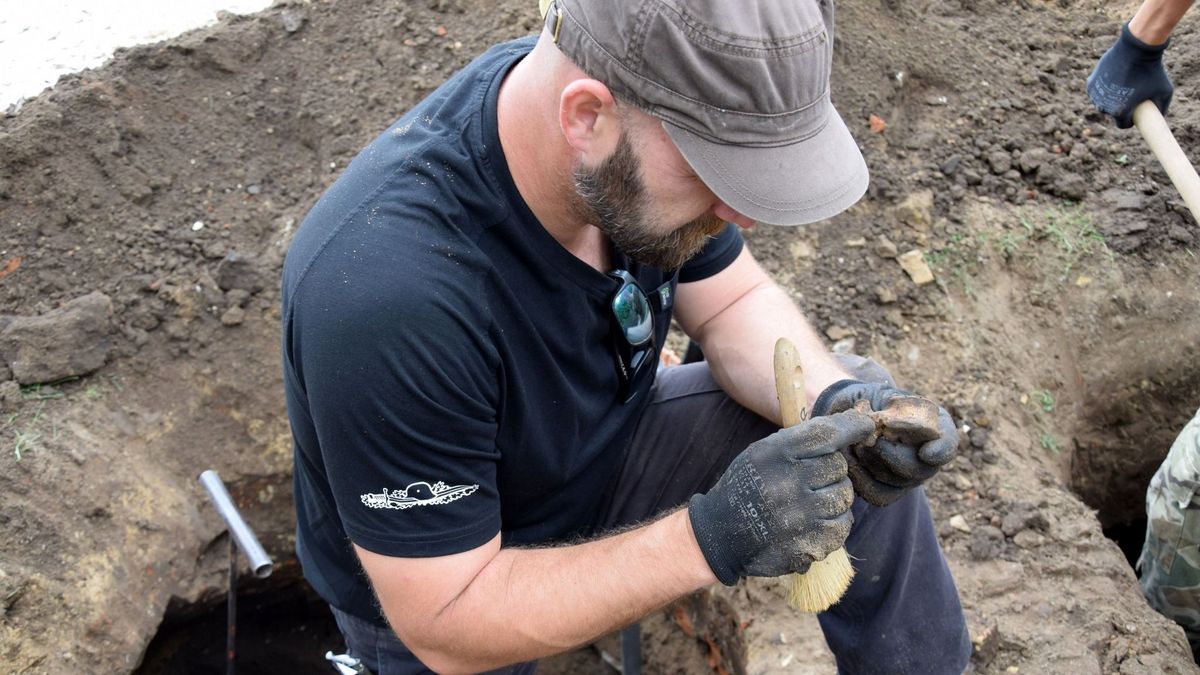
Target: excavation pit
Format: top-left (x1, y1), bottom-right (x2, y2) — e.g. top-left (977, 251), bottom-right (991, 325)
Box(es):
top-left (136, 563), bottom-right (341, 675)
top-left (1069, 352), bottom-right (1200, 573)
top-left (5, 0), bottom-right (1200, 670)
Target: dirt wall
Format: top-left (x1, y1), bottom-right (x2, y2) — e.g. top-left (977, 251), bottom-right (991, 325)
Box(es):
top-left (1, 0), bottom-right (1199, 672)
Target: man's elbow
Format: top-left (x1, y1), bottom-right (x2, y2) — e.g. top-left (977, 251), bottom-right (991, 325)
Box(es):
top-left (395, 629), bottom-right (472, 674)
top-left (354, 536), bottom-right (508, 671)
top-left (409, 647), bottom-right (473, 675)
top-left (390, 621), bottom-right (508, 674)
top-left (410, 646), bottom-right (518, 675)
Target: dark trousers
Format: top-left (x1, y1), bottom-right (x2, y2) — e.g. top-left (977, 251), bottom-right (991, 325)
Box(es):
top-left (333, 359), bottom-right (971, 674)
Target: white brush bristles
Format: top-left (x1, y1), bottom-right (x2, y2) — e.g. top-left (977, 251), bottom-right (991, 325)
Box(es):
top-left (787, 548), bottom-right (855, 613)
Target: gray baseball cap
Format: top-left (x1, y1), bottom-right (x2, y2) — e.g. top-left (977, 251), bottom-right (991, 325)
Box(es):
top-left (543, 0), bottom-right (869, 226)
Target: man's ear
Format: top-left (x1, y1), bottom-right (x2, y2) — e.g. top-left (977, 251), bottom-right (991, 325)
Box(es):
top-left (560, 79), bottom-right (621, 164)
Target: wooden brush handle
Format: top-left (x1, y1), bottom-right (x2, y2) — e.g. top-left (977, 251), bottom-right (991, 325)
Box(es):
top-left (773, 339), bottom-right (807, 427)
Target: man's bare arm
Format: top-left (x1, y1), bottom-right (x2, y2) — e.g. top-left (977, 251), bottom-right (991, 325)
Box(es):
top-left (355, 369), bottom-right (872, 673)
top-left (356, 509), bottom-right (715, 674)
top-left (674, 246), bottom-right (848, 424)
top-left (1129, 0), bottom-right (1194, 44)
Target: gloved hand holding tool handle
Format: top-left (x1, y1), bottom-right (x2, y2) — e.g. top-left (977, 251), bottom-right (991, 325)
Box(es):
top-left (1087, 22), bottom-right (1174, 130)
top-left (689, 339), bottom-right (958, 612)
top-left (687, 341), bottom-right (870, 594)
top-left (779, 340), bottom-right (955, 610)
top-left (1086, 0), bottom-right (1200, 220)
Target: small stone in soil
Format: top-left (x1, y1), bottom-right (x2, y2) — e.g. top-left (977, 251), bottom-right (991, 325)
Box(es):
top-left (969, 427), bottom-right (989, 448)
top-left (873, 236), bottom-right (899, 259)
top-left (971, 622), bottom-right (1000, 665)
top-left (897, 250), bottom-right (935, 285)
top-left (220, 306), bottom-right (245, 326)
top-left (789, 241), bottom-right (815, 261)
top-left (987, 150), bottom-right (1012, 175)
top-left (970, 526), bottom-right (1005, 561)
top-left (831, 338), bottom-right (856, 355)
top-left (825, 325), bottom-right (854, 341)
top-left (891, 190), bottom-right (934, 230)
top-left (1012, 530), bottom-right (1045, 549)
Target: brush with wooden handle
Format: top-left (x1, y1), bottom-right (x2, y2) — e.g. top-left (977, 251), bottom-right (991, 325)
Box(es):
top-left (774, 339), bottom-right (945, 611)
top-left (773, 338), bottom-right (855, 612)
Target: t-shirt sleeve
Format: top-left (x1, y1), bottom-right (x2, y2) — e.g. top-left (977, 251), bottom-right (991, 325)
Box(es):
top-left (289, 254), bottom-right (502, 559)
top-left (677, 223), bottom-right (744, 283)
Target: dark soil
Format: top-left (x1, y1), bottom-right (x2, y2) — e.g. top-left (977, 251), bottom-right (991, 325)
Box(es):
top-left (2, 0), bottom-right (1199, 673)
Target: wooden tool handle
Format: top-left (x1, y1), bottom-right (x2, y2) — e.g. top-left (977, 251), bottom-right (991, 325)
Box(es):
top-left (773, 338), bottom-right (807, 427)
top-left (1133, 100), bottom-right (1200, 224)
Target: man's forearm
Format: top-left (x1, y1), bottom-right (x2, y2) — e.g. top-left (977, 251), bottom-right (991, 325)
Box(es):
top-left (1130, 0), bottom-right (1194, 44)
top-left (690, 281), bottom-right (850, 425)
top-left (373, 509), bottom-right (715, 673)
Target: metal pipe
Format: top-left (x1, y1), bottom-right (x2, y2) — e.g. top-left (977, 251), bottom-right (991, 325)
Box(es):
top-left (227, 539), bottom-right (237, 675)
top-left (620, 623), bottom-right (642, 675)
top-left (199, 469), bottom-right (274, 578)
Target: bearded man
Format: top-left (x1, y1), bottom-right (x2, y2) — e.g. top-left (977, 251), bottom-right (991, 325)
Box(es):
top-left (282, 0), bottom-right (970, 672)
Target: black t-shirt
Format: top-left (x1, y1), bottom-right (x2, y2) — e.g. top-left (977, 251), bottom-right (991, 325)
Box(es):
top-left (281, 37), bottom-right (744, 624)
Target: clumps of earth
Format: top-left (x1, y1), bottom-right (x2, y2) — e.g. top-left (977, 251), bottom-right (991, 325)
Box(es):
top-left (2, 0), bottom-right (1199, 673)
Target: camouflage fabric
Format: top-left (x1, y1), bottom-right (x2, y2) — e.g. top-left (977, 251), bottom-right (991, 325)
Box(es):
top-left (1138, 406), bottom-right (1200, 659)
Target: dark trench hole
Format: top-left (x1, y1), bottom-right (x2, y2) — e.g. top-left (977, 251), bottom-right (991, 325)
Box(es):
top-left (136, 561), bottom-right (343, 675)
top-left (1069, 353), bottom-right (1200, 575)
top-left (1103, 518), bottom-right (1149, 570)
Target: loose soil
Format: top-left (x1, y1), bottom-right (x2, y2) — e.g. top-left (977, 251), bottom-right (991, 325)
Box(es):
top-left (1, 0), bottom-right (1199, 673)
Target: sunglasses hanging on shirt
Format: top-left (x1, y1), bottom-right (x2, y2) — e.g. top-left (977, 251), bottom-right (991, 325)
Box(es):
top-left (607, 269), bottom-right (672, 403)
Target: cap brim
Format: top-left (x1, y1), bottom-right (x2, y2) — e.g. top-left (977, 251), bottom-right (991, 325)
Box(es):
top-left (663, 107), bottom-right (869, 226)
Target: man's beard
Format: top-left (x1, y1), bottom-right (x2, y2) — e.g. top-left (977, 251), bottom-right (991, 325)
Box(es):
top-left (571, 134), bottom-right (725, 270)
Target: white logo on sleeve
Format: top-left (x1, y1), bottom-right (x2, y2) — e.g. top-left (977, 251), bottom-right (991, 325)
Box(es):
top-left (360, 481), bottom-right (479, 510)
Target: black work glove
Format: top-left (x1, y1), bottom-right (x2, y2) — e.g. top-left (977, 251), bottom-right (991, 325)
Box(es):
top-left (687, 410), bottom-right (874, 586)
top-left (811, 380), bottom-right (958, 507)
top-left (1086, 22), bottom-right (1173, 129)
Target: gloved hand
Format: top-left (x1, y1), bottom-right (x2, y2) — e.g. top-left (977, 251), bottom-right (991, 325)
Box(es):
top-left (1086, 22), bottom-right (1173, 129)
top-left (687, 410), bottom-right (874, 586)
top-left (812, 380), bottom-right (958, 507)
